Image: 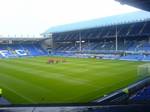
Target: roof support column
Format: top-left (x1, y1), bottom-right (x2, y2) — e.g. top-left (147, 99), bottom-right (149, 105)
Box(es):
top-left (115, 25), bottom-right (118, 51)
top-left (79, 32), bottom-right (82, 52)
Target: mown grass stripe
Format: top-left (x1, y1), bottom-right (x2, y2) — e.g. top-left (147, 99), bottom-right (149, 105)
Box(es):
top-left (0, 57), bottom-right (145, 103)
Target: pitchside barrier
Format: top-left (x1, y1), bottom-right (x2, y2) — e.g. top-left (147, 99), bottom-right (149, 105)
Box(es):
top-left (137, 64), bottom-right (150, 80)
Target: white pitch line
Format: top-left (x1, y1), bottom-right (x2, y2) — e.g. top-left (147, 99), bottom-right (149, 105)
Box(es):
top-left (0, 83), bottom-right (35, 103)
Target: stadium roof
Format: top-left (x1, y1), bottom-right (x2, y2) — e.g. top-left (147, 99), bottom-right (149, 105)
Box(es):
top-left (44, 11), bottom-right (150, 34)
top-left (116, 0), bottom-right (150, 11)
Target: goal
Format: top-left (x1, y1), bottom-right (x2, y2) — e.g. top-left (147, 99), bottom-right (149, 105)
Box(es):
top-left (137, 64), bottom-right (150, 80)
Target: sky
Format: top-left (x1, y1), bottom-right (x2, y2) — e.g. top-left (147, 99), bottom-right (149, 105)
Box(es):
top-left (0, 0), bottom-right (140, 37)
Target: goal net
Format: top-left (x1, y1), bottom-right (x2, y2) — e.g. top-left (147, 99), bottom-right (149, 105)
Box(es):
top-left (137, 64), bottom-right (150, 80)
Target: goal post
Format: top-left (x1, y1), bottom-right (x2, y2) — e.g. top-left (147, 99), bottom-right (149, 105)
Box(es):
top-left (137, 64), bottom-right (150, 80)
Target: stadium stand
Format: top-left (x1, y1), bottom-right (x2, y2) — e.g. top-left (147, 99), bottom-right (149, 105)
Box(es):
top-left (130, 86), bottom-right (150, 103)
top-left (0, 43), bottom-right (48, 58)
top-left (42, 11), bottom-right (150, 62)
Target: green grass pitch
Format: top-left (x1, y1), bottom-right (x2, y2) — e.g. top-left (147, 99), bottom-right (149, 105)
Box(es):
top-left (0, 57), bottom-right (146, 104)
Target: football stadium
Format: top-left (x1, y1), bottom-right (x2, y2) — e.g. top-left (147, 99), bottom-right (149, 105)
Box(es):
top-left (1, 0), bottom-right (150, 112)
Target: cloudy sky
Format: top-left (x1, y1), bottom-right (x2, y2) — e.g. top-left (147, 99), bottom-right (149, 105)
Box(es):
top-left (0, 0), bottom-right (140, 37)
